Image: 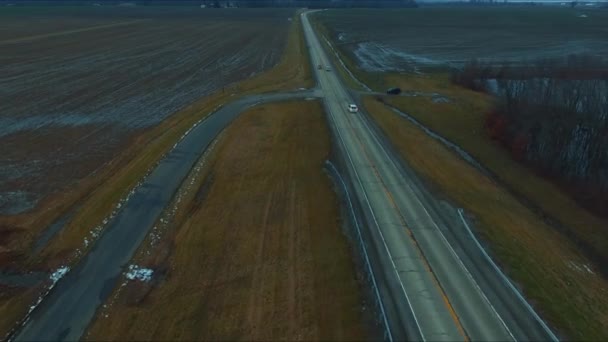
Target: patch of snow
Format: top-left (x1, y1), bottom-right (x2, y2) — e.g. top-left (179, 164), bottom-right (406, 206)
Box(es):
top-left (0, 190), bottom-right (36, 215)
top-left (353, 42), bottom-right (444, 72)
top-left (432, 95), bottom-right (451, 104)
top-left (49, 266), bottom-right (69, 283)
top-left (125, 265), bottom-right (153, 282)
top-left (5, 102), bottom-right (233, 341)
top-left (568, 261), bottom-right (595, 274)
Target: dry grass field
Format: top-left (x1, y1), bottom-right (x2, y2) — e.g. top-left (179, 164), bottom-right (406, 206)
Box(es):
top-left (84, 101), bottom-right (370, 341)
top-left (0, 7), bottom-right (294, 216)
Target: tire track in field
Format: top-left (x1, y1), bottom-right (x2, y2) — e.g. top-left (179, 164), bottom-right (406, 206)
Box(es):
top-left (0, 19), bottom-right (146, 46)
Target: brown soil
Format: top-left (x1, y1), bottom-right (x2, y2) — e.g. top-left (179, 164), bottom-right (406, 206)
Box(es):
top-left (0, 8), bottom-right (293, 218)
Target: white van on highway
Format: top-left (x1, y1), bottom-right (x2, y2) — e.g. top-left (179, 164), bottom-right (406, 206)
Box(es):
top-left (348, 104), bottom-right (358, 113)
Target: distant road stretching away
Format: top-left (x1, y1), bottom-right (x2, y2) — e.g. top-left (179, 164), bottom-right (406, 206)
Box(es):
top-left (301, 10), bottom-right (557, 342)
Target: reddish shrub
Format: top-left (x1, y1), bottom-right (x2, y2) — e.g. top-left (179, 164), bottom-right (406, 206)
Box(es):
top-left (511, 133), bottom-right (529, 161)
top-left (485, 112), bottom-right (508, 142)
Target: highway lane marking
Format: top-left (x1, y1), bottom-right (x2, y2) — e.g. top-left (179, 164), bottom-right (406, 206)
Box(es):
top-left (458, 209), bottom-right (560, 342)
top-left (313, 44), bottom-right (467, 334)
top-left (325, 160), bottom-right (393, 342)
top-left (305, 14), bottom-right (428, 338)
top-left (342, 108), bottom-right (470, 342)
top-left (432, 215), bottom-right (516, 341)
top-left (312, 68), bottom-right (425, 340)
top-left (355, 108), bottom-right (518, 341)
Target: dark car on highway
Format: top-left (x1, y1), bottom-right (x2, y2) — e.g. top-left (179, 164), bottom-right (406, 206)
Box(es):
top-left (386, 87), bottom-right (402, 95)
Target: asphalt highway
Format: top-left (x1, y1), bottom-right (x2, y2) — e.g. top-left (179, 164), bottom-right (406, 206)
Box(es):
top-left (301, 11), bottom-right (557, 342)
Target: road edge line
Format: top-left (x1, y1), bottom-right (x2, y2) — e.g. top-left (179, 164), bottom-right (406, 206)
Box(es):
top-left (325, 160), bottom-right (393, 342)
top-left (457, 208), bottom-right (560, 342)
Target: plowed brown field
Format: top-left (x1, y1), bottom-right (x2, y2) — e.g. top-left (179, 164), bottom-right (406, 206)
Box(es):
top-left (0, 7), bottom-right (293, 215)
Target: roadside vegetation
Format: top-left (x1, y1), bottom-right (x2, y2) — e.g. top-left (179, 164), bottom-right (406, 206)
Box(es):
top-left (0, 10), bottom-right (312, 338)
top-left (379, 72), bottom-right (608, 281)
top-left (364, 97), bottom-right (608, 340)
top-left (314, 8), bottom-right (608, 340)
top-left (453, 57), bottom-right (608, 220)
top-left (84, 101), bottom-right (371, 341)
top-left (376, 56), bottom-right (608, 342)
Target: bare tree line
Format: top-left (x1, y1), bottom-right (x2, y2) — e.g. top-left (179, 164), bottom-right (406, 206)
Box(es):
top-left (453, 56), bottom-right (608, 216)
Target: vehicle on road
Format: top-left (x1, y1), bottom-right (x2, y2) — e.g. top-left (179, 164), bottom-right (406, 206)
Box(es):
top-left (325, 65), bottom-right (331, 71)
top-left (348, 104), bottom-right (358, 113)
top-left (317, 64), bottom-right (322, 69)
top-left (387, 87), bottom-right (402, 95)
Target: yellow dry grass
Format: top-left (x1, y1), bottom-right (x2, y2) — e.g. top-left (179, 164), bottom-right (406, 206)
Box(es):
top-left (0, 12), bottom-right (313, 338)
top-left (85, 101), bottom-right (369, 341)
top-left (365, 97), bottom-right (608, 340)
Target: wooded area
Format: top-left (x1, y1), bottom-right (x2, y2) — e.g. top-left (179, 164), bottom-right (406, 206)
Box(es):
top-left (453, 57), bottom-right (608, 216)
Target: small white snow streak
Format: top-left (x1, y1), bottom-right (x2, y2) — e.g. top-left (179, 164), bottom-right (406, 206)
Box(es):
top-left (125, 265), bottom-right (153, 282)
top-left (145, 133), bottom-right (221, 253)
top-left (568, 261), bottom-right (595, 275)
top-left (8, 104), bottom-right (228, 342)
top-left (9, 265), bottom-right (72, 340)
top-left (49, 266), bottom-right (69, 283)
top-left (75, 103), bottom-right (227, 256)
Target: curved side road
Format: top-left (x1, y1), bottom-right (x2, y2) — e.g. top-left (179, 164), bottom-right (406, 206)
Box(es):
top-left (12, 90), bottom-right (321, 342)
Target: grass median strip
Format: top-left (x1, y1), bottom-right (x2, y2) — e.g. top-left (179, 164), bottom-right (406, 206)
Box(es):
top-left (364, 97), bottom-right (608, 340)
top-left (85, 101), bottom-right (370, 341)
